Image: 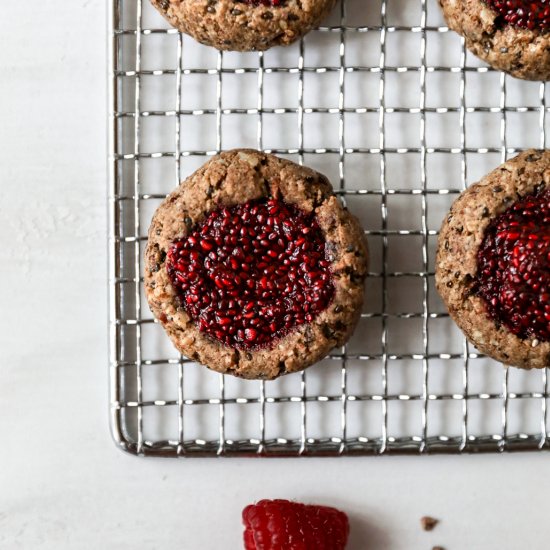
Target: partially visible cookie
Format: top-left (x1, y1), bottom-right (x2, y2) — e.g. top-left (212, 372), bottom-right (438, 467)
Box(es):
top-left (439, 0), bottom-right (550, 80)
top-left (150, 0), bottom-right (336, 51)
top-left (436, 150), bottom-right (550, 369)
top-left (145, 149), bottom-right (368, 380)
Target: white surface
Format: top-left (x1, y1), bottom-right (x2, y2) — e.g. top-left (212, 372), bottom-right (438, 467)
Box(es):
top-left (1, 2), bottom-right (550, 549)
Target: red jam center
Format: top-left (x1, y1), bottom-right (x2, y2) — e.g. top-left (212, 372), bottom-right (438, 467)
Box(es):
top-left (166, 198), bottom-right (335, 350)
top-left (476, 188), bottom-right (550, 342)
top-left (485, 0), bottom-right (550, 31)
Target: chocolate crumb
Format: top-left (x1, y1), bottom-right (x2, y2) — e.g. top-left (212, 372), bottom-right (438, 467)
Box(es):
top-left (421, 516), bottom-right (439, 531)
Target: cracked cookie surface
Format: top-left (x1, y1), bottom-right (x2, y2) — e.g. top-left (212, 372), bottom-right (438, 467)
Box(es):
top-left (439, 0), bottom-right (550, 80)
top-left (150, 0), bottom-right (336, 51)
top-left (436, 150), bottom-right (550, 369)
top-left (145, 149), bottom-right (368, 379)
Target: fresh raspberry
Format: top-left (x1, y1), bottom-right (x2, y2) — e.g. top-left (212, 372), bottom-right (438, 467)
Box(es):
top-left (476, 187), bottom-right (550, 342)
top-left (166, 199), bottom-right (335, 351)
top-left (242, 499), bottom-right (350, 550)
top-left (485, 0), bottom-right (550, 31)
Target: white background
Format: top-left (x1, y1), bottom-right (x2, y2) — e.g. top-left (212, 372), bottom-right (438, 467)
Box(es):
top-left (1, 1), bottom-right (550, 549)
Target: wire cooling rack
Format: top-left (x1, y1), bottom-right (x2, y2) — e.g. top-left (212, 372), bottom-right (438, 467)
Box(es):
top-left (109, 0), bottom-right (550, 456)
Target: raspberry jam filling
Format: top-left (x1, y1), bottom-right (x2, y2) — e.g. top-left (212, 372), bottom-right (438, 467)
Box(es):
top-left (485, 0), bottom-right (550, 31)
top-left (476, 188), bottom-right (550, 342)
top-left (166, 198), bottom-right (335, 350)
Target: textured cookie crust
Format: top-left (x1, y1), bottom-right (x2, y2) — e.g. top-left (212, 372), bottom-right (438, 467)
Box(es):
top-left (439, 0), bottom-right (550, 80)
top-left (150, 0), bottom-right (336, 51)
top-left (436, 150), bottom-right (550, 369)
top-left (145, 150), bottom-right (368, 379)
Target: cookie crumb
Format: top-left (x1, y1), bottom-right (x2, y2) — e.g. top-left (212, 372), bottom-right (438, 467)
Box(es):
top-left (421, 516), bottom-right (439, 531)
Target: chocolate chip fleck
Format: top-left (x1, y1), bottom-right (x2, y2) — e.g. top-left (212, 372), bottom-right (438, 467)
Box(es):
top-left (421, 516), bottom-right (439, 532)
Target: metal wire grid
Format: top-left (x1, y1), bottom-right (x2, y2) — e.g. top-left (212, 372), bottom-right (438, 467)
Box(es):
top-left (110, 0), bottom-right (550, 456)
